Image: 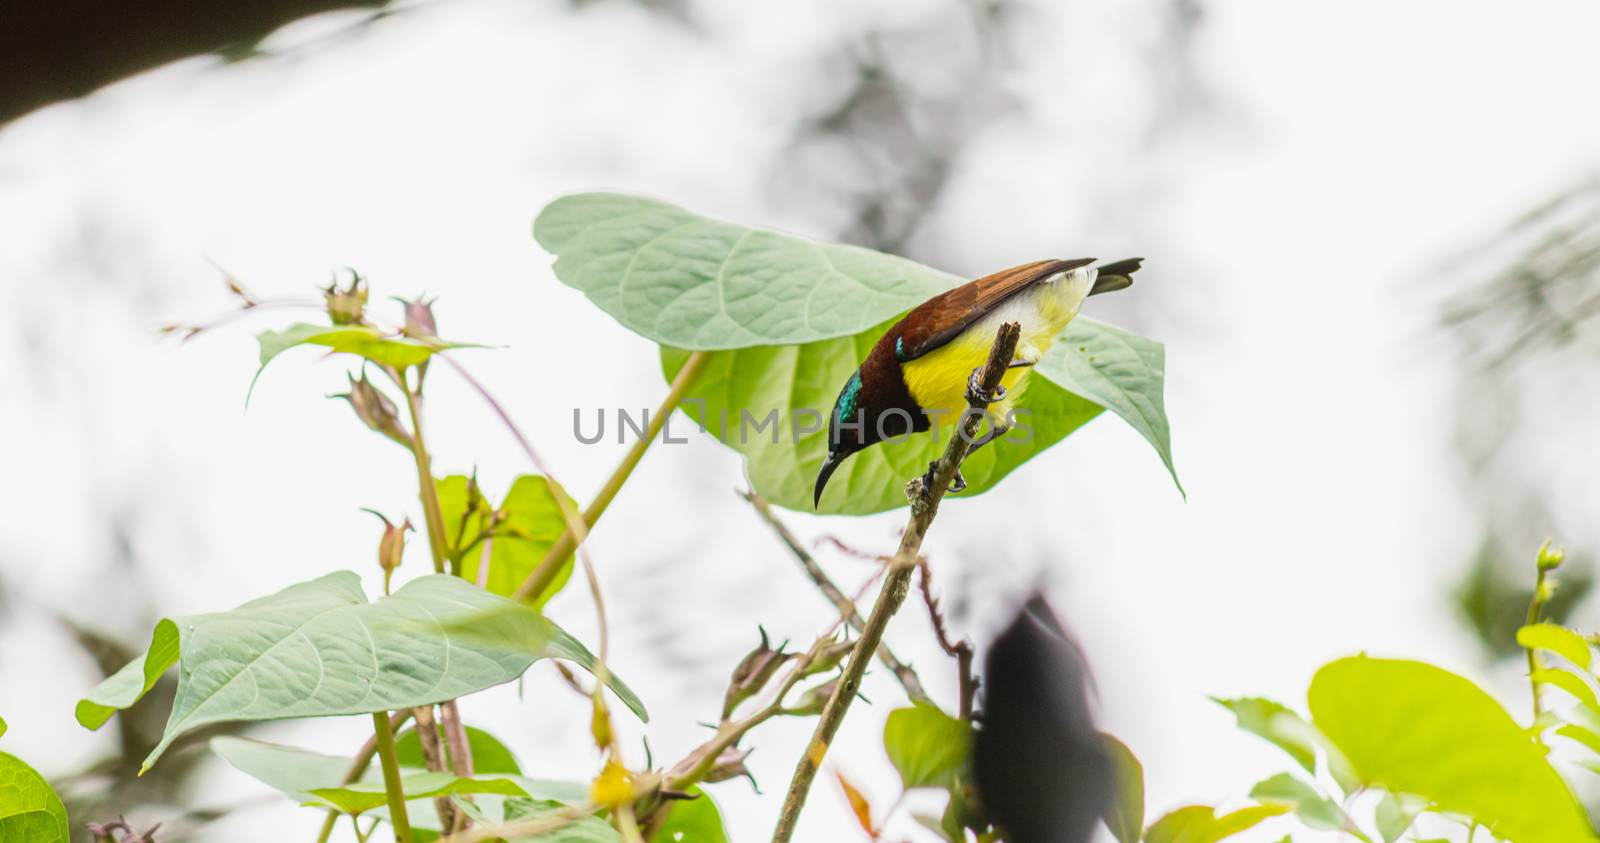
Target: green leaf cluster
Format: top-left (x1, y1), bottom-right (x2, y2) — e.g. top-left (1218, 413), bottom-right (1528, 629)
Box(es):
top-left (537, 193), bottom-right (1180, 514)
top-left (436, 473), bottom-right (577, 607)
top-left (77, 572), bottom-right (644, 771)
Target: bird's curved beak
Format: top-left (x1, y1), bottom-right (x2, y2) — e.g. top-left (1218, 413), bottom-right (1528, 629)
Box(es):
top-left (814, 452), bottom-right (845, 509)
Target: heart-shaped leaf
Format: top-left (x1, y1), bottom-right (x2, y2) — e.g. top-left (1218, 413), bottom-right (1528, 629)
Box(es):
top-left (536, 193), bottom-right (1179, 512)
top-left (1310, 656), bottom-right (1598, 843)
top-left (77, 572), bottom-right (646, 771)
top-left (436, 474), bottom-right (577, 606)
top-left (395, 724), bottom-right (522, 775)
top-left (0, 751), bottom-right (69, 843)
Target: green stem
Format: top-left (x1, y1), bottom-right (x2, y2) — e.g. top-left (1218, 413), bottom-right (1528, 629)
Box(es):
top-left (315, 710), bottom-right (413, 843)
top-left (372, 711), bottom-right (415, 843)
top-left (398, 371), bottom-right (451, 576)
top-left (512, 350), bottom-right (711, 602)
top-left (1527, 565), bottom-right (1553, 728)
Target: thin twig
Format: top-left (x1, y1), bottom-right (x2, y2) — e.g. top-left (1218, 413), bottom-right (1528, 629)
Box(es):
top-left (742, 489), bottom-right (929, 704)
top-left (917, 561), bottom-right (978, 720)
top-left (410, 706), bottom-right (458, 830)
top-left (770, 322), bottom-right (1021, 843)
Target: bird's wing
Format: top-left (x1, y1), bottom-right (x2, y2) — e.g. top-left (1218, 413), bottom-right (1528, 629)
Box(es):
top-left (892, 258), bottom-right (1093, 361)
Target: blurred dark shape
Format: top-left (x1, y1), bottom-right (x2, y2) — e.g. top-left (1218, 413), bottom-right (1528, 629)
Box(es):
top-left (776, 0), bottom-right (1024, 256)
top-left (1441, 177), bottom-right (1600, 658)
top-left (0, 0), bottom-right (390, 125)
top-left (1454, 540), bottom-right (1593, 660)
top-left (973, 593), bottom-right (1110, 843)
top-left (569, 0), bottom-right (693, 26)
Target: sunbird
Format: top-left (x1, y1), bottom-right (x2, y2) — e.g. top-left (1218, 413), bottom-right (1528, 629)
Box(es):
top-left (814, 257), bottom-right (1142, 507)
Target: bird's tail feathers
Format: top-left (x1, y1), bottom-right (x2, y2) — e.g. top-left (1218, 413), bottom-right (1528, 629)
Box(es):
top-left (1090, 257), bottom-right (1142, 296)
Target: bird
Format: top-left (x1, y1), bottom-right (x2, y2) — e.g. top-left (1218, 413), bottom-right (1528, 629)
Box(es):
top-left (813, 257), bottom-right (1141, 508)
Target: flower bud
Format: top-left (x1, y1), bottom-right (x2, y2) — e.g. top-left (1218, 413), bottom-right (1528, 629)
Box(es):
top-left (324, 273), bottom-right (369, 325)
top-left (334, 372), bottom-right (411, 447)
top-left (1538, 540), bottom-right (1566, 571)
top-left (367, 511), bottom-right (413, 592)
top-left (802, 634), bottom-right (856, 678)
top-left (701, 746), bottom-right (756, 786)
top-left (722, 628), bottom-right (791, 720)
top-left (784, 677), bottom-right (841, 717)
top-left (400, 295), bottom-right (439, 339)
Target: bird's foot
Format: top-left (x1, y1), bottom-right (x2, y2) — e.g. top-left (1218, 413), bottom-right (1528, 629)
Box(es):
top-left (921, 461), bottom-right (967, 494)
top-left (966, 368), bottom-right (1007, 405)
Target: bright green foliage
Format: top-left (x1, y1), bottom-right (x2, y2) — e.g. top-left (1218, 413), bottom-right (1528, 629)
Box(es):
top-left (883, 703), bottom-right (972, 790)
top-left (78, 572), bottom-right (644, 771)
top-left (1102, 734), bottom-right (1144, 843)
top-left (1248, 773), bottom-right (1363, 839)
top-left (395, 724), bottom-right (522, 774)
top-left (537, 193), bottom-right (1177, 513)
top-left (1374, 792), bottom-right (1424, 843)
top-left (1143, 804), bottom-right (1288, 843)
top-left (0, 716), bottom-right (6, 739)
top-left (0, 752), bottom-right (68, 843)
top-left (436, 474), bottom-right (577, 607)
top-left (535, 193), bottom-right (946, 350)
top-left (308, 772), bottom-right (528, 815)
top-left (1211, 697), bottom-right (1318, 774)
top-left (1309, 656), bottom-right (1598, 843)
top-left (663, 332), bottom-right (1104, 514)
top-left (1518, 624), bottom-right (1594, 670)
top-left (650, 787), bottom-right (731, 843)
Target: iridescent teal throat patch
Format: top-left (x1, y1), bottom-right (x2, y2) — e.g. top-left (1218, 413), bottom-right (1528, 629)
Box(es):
top-left (835, 371), bottom-right (863, 425)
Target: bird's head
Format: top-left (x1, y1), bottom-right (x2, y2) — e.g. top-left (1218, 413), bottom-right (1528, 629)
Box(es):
top-left (815, 369), bottom-right (871, 508)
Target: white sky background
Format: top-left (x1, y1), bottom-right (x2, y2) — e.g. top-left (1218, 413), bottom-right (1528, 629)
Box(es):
top-left (3, 0), bottom-right (1600, 840)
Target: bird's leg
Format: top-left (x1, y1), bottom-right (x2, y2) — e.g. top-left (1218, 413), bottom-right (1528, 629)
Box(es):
top-left (921, 460), bottom-right (967, 494)
top-left (964, 419), bottom-right (1012, 457)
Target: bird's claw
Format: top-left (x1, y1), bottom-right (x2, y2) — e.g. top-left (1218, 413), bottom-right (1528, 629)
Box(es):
top-left (921, 461), bottom-right (967, 494)
top-left (966, 368), bottom-right (1006, 405)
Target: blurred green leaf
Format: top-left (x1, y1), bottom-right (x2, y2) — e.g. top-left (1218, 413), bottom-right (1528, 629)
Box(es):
top-left (1249, 773), bottom-right (1364, 840)
top-left (1557, 723), bottom-right (1600, 757)
top-left (0, 715), bottom-right (6, 739)
top-left (534, 192), bottom-right (946, 350)
top-left (395, 724), bottom-right (522, 775)
top-left (650, 786), bottom-right (729, 843)
top-left (0, 751), bottom-right (69, 842)
top-left (1519, 624), bottom-right (1595, 670)
top-left (1102, 734), bottom-right (1143, 843)
top-left (1310, 656), bottom-right (1597, 843)
top-left (884, 703), bottom-right (972, 790)
top-left (78, 573), bottom-right (640, 771)
top-left (1212, 697), bottom-right (1317, 774)
top-left (1143, 804), bottom-right (1288, 843)
top-left (1035, 318), bottom-right (1182, 495)
top-left (437, 474), bottom-right (577, 608)
top-left (1375, 791), bottom-right (1425, 843)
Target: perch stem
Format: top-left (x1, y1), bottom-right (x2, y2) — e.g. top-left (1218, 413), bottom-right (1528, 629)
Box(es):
top-left (769, 322), bottom-right (1021, 843)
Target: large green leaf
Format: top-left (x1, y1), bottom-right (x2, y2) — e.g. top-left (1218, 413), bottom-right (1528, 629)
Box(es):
top-left (395, 724), bottom-right (523, 775)
top-left (1309, 656), bottom-right (1597, 843)
top-left (437, 474), bottom-right (577, 606)
top-left (535, 193), bottom-right (947, 350)
top-left (662, 335), bottom-right (1103, 514)
top-left (1102, 734), bottom-right (1144, 843)
top-left (541, 193), bottom-right (1179, 512)
top-left (1143, 804), bottom-right (1288, 843)
top-left (0, 752), bottom-right (68, 842)
top-left (650, 787), bottom-right (730, 843)
top-left (883, 703), bottom-right (972, 790)
top-left (77, 572), bottom-right (644, 771)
